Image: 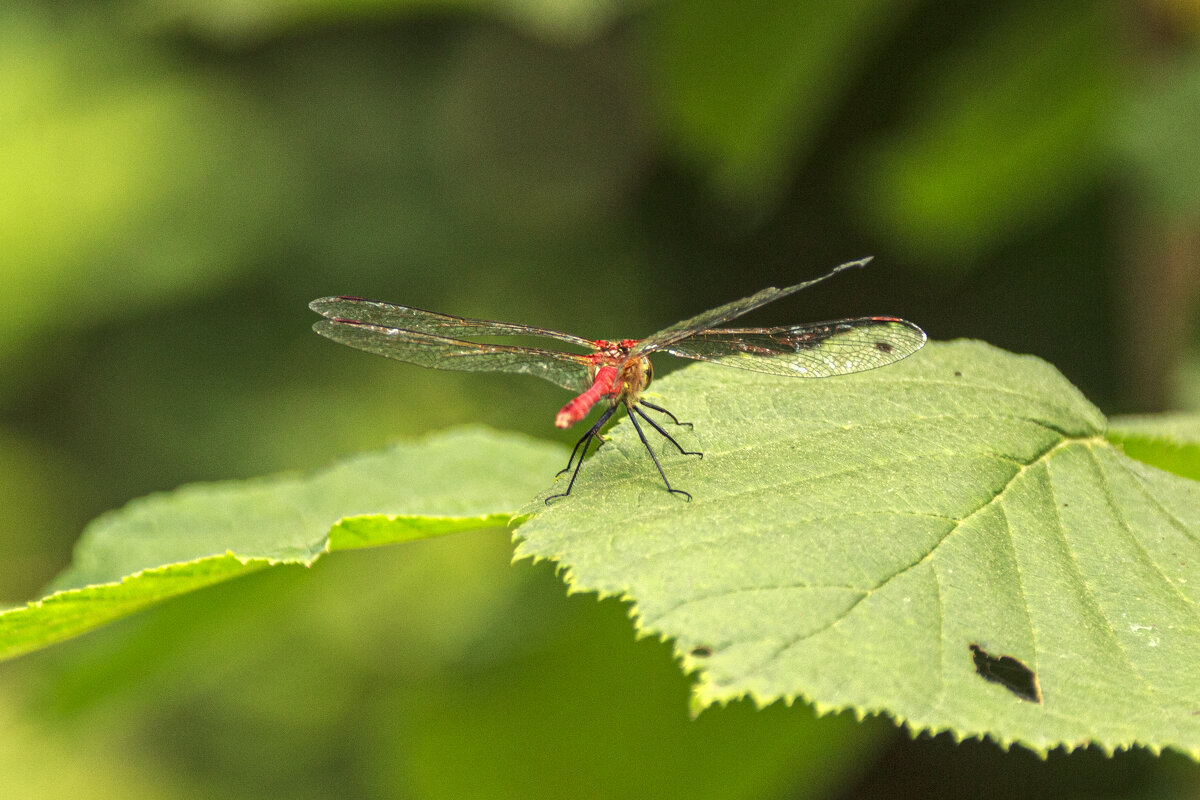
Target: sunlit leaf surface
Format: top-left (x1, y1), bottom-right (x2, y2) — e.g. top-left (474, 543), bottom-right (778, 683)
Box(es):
top-left (515, 341), bottom-right (1200, 756)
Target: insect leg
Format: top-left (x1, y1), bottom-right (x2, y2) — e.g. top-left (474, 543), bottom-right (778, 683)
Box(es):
top-left (556, 427), bottom-right (597, 477)
top-left (639, 400), bottom-right (693, 430)
top-left (626, 405), bottom-right (692, 501)
top-left (631, 406), bottom-right (702, 458)
top-left (546, 404), bottom-right (618, 503)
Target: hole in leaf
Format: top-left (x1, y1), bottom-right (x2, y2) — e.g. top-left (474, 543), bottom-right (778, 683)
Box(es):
top-left (969, 643), bottom-right (1042, 703)
top-left (690, 646), bottom-right (713, 658)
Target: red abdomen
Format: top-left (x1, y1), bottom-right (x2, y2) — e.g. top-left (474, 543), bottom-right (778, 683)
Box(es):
top-left (555, 366), bottom-right (618, 429)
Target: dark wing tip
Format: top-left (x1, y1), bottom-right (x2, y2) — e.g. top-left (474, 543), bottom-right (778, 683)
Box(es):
top-left (874, 317), bottom-right (928, 356)
top-left (866, 315), bottom-right (926, 333)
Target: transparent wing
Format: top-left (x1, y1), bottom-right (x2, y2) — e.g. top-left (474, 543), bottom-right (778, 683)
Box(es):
top-left (310, 296), bottom-right (595, 348)
top-left (312, 319), bottom-right (594, 393)
top-left (662, 317), bottom-right (927, 377)
top-left (633, 257), bottom-right (872, 355)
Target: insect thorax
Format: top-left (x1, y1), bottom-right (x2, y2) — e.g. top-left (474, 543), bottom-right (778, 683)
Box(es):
top-left (616, 355), bottom-right (652, 405)
top-left (586, 341), bottom-right (651, 405)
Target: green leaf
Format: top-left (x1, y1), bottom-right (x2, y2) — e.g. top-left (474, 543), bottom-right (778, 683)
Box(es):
top-left (396, 569), bottom-right (889, 800)
top-left (514, 341), bottom-right (1200, 756)
top-left (1108, 412), bottom-right (1200, 482)
top-left (854, 2), bottom-right (1120, 264)
top-left (130, 0), bottom-right (633, 44)
top-left (0, 7), bottom-right (293, 362)
top-left (1110, 50), bottom-right (1200, 223)
top-left (645, 0), bottom-right (913, 203)
top-left (0, 428), bottom-right (564, 662)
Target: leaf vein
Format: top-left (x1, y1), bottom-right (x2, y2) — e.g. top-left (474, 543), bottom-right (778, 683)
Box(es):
top-left (1087, 446), bottom-right (1200, 624)
top-left (719, 435), bottom-right (1089, 688)
top-left (998, 501), bottom-right (1041, 689)
top-left (1042, 450), bottom-right (1158, 703)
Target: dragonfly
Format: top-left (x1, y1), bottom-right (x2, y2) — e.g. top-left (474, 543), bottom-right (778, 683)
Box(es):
top-left (310, 257), bottom-right (926, 502)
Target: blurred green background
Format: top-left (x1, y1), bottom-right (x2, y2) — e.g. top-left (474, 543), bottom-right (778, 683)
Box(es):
top-left (2, 0), bottom-right (1200, 797)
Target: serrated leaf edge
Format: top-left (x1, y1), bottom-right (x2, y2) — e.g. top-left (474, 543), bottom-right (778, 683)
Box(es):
top-left (510, 434), bottom-right (1200, 761)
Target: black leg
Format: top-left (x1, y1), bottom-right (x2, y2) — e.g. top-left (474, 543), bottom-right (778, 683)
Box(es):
top-left (557, 426), bottom-right (602, 477)
top-left (546, 405), bottom-right (618, 504)
top-left (556, 404), bottom-right (618, 476)
top-left (626, 405), bottom-right (692, 501)
top-left (631, 406), bottom-right (703, 458)
top-left (639, 400), bottom-right (693, 430)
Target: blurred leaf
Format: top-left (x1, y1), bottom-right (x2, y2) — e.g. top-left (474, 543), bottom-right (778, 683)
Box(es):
top-left (396, 571), bottom-right (889, 800)
top-left (646, 0), bottom-right (913, 203)
top-left (855, 2), bottom-right (1120, 264)
top-left (0, 429), bottom-right (95, 600)
top-left (1149, 0), bottom-right (1200, 37)
top-left (1109, 412), bottom-right (1200, 481)
top-left (31, 533), bottom-right (887, 800)
top-left (0, 697), bottom-right (191, 799)
top-left (1111, 49), bottom-right (1200, 222)
top-left (236, 18), bottom-right (648, 301)
top-left (0, 7), bottom-right (294, 362)
top-left (0, 428), bottom-right (563, 662)
top-left (429, 26), bottom-right (646, 239)
top-left (514, 341), bottom-right (1200, 756)
top-left (131, 0), bottom-right (636, 44)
